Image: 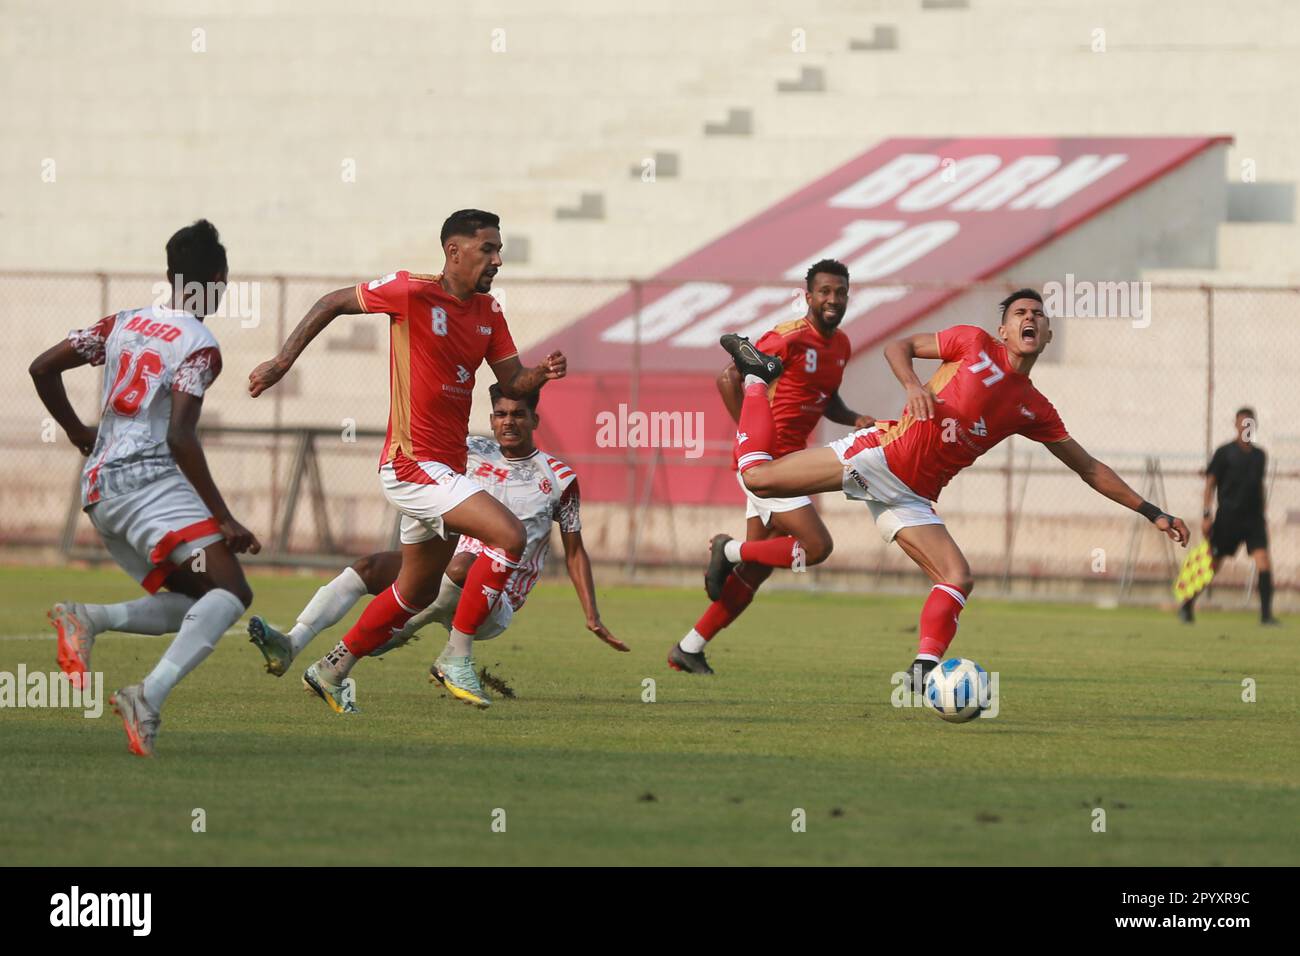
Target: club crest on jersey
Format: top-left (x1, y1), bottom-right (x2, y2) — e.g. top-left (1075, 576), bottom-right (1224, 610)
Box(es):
top-left (539, 477), bottom-right (552, 494)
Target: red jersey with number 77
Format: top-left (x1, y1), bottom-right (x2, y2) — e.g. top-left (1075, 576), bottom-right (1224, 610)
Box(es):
top-left (356, 270), bottom-right (518, 479)
top-left (841, 324), bottom-right (1070, 501)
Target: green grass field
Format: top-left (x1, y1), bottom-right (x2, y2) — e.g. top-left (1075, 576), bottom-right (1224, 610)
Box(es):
top-left (1, 564), bottom-right (1296, 866)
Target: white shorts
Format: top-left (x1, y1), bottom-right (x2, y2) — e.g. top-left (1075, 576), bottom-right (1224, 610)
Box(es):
top-left (829, 427), bottom-right (945, 543)
top-left (736, 470), bottom-right (813, 526)
top-left (86, 472), bottom-right (224, 593)
top-left (380, 461), bottom-right (483, 544)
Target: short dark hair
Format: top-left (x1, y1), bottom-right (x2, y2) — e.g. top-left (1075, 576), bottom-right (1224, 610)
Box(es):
top-left (998, 288), bottom-right (1043, 320)
top-left (1236, 406), bottom-right (1256, 420)
top-left (489, 383), bottom-right (539, 413)
top-left (441, 209), bottom-right (500, 245)
top-left (166, 219), bottom-right (227, 284)
top-left (805, 258), bottom-right (850, 291)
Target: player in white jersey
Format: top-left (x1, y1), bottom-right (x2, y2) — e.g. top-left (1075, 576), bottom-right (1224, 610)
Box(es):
top-left (248, 385), bottom-right (627, 696)
top-left (29, 221), bottom-right (261, 756)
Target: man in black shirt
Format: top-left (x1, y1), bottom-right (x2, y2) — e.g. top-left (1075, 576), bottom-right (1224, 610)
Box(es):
top-left (1179, 407), bottom-right (1278, 624)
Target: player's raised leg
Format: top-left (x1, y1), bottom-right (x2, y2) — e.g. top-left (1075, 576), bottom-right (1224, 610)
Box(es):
top-left (891, 523), bottom-right (975, 692)
top-left (434, 491), bottom-right (527, 707)
top-left (248, 550), bottom-right (401, 675)
top-left (49, 591), bottom-right (196, 689)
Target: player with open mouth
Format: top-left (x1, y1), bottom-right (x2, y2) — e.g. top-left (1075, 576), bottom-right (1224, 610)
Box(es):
top-left (719, 288), bottom-right (1190, 691)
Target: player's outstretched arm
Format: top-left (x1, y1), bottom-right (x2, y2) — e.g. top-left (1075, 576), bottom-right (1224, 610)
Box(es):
top-left (248, 286), bottom-right (363, 397)
top-left (823, 390), bottom-right (876, 429)
top-left (884, 332), bottom-right (945, 421)
top-left (168, 392), bottom-right (261, 555)
top-left (1045, 437), bottom-right (1189, 546)
top-left (560, 527), bottom-right (629, 652)
top-left (717, 364), bottom-right (744, 425)
top-left (490, 351), bottom-right (567, 399)
top-left (29, 340), bottom-right (97, 455)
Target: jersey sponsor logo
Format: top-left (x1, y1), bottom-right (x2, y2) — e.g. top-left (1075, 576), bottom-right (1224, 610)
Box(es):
top-left (455, 364), bottom-right (471, 384)
top-left (432, 307), bottom-right (449, 336)
top-left (123, 315), bottom-right (183, 342)
top-left (368, 273), bottom-right (398, 290)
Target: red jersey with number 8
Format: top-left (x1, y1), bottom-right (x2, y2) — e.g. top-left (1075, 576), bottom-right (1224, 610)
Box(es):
top-left (842, 324), bottom-right (1070, 501)
top-left (356, 271), bottom-right (518, 479)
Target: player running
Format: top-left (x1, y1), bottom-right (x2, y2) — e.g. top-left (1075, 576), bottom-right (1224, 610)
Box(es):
top-left (30, 220), bottom-right (261, 757)
top-left (668, 259), bottom-right (874, 675)
top-left (247, 209), bottom-right (565, 711)
top-left (246, 385), bottom-right (629, 684)
top-left (719, 288), bottom-right (1190, 690)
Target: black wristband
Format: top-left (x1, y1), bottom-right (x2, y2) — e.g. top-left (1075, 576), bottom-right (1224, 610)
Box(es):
top-left (1137, 501), bottom-right (1163, 523)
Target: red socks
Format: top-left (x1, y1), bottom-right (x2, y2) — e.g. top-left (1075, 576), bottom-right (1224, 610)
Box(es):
top-left (342, 583), bottom-right (419, 656)
top-left (694, 573), bottom-right (757, 640)
top-left (734, 381), bottom-right (775, 473)
top-left (451, 547), bottom-right (522, 635)
top-left (739, 536), bottom-right (803, 568)
top-left (917, 583), bottom-right (968, 659)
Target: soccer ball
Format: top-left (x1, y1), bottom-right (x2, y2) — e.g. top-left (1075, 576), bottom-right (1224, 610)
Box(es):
top-left (924, 658), bottom-right (990, 723)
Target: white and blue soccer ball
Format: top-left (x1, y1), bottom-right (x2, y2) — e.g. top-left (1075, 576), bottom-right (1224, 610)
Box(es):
top-left (924, 658), bottom-right (990, 723)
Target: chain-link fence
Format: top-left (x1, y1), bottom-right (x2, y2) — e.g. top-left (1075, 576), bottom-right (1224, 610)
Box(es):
top-left (2, 272), bottom-right (1295, 607)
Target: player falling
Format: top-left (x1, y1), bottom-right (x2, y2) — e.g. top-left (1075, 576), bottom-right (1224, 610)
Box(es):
top-left (247, 209), bottom-right (566, 711)
top-left (720, 288), bottom-right (1190, 689)
top-left (246, 385), bottom-right (629, 688)
top-left (30, 220), bottom-right (261, 756)
top-left (668, 259), bottom-right (873, 674)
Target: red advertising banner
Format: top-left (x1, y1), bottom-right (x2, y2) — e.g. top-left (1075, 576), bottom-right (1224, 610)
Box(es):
top-left (532, 137), bottom-right (1227, 504)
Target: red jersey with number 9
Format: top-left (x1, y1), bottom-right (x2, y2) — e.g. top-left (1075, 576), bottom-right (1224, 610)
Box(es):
top-left (356, 270), bottom-right (518, 478)
top-left (737, 317), bottom-right (852, 463)
top-left (843, 324), bottom-right (1070, 501)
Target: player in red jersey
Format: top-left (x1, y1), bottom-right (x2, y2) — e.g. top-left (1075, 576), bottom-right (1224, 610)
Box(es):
top-left (668, 259), bottom-right (874, 674)
top-left (247, 210), bottom-right (565, 710)
top-left (722, 288), bottom-right (1190, 690)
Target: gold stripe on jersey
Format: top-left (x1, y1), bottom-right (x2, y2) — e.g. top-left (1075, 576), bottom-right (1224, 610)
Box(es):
top-left (407, 273), bottom-right (441, 282)
top-left (354, 284), bottom-right (368, 314)
top-left (387, 316), bottom-right (414, 462)
top-left (771, 318), bottom-right (807, 337)
top-left (876, 360), bottom-right (961, 449)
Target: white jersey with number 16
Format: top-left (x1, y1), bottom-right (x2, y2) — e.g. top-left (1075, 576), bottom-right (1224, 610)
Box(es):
top-left (68, 306), bottom-right (223, 507)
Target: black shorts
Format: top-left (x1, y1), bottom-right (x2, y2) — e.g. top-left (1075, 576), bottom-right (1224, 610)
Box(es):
top-left (1210, 514), bottom-right (1268, 559)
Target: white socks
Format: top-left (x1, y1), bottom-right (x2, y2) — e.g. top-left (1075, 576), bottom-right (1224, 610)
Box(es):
top-left (744, 374), bottom-right (766, 389)
top-left (84, 592), bottom-right (196, 636)
top-left (679, 629), bottom-right (707, 654)
top-left (289, 566), bottom-right (368, 656)
top-left (141, 588), bottom-right (245, 711)
top-left (397, 574), bottom-right (461, 639)
top-left (723, 539), bottom-right (744, 563)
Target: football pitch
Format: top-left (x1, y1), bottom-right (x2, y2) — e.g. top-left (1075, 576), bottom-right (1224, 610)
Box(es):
top-left (1, 564), bottom-right (1296, 867)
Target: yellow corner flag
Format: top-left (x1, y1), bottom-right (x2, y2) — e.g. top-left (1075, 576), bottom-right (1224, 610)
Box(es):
top-left (1174, 540), bottom-right (1214, 601)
